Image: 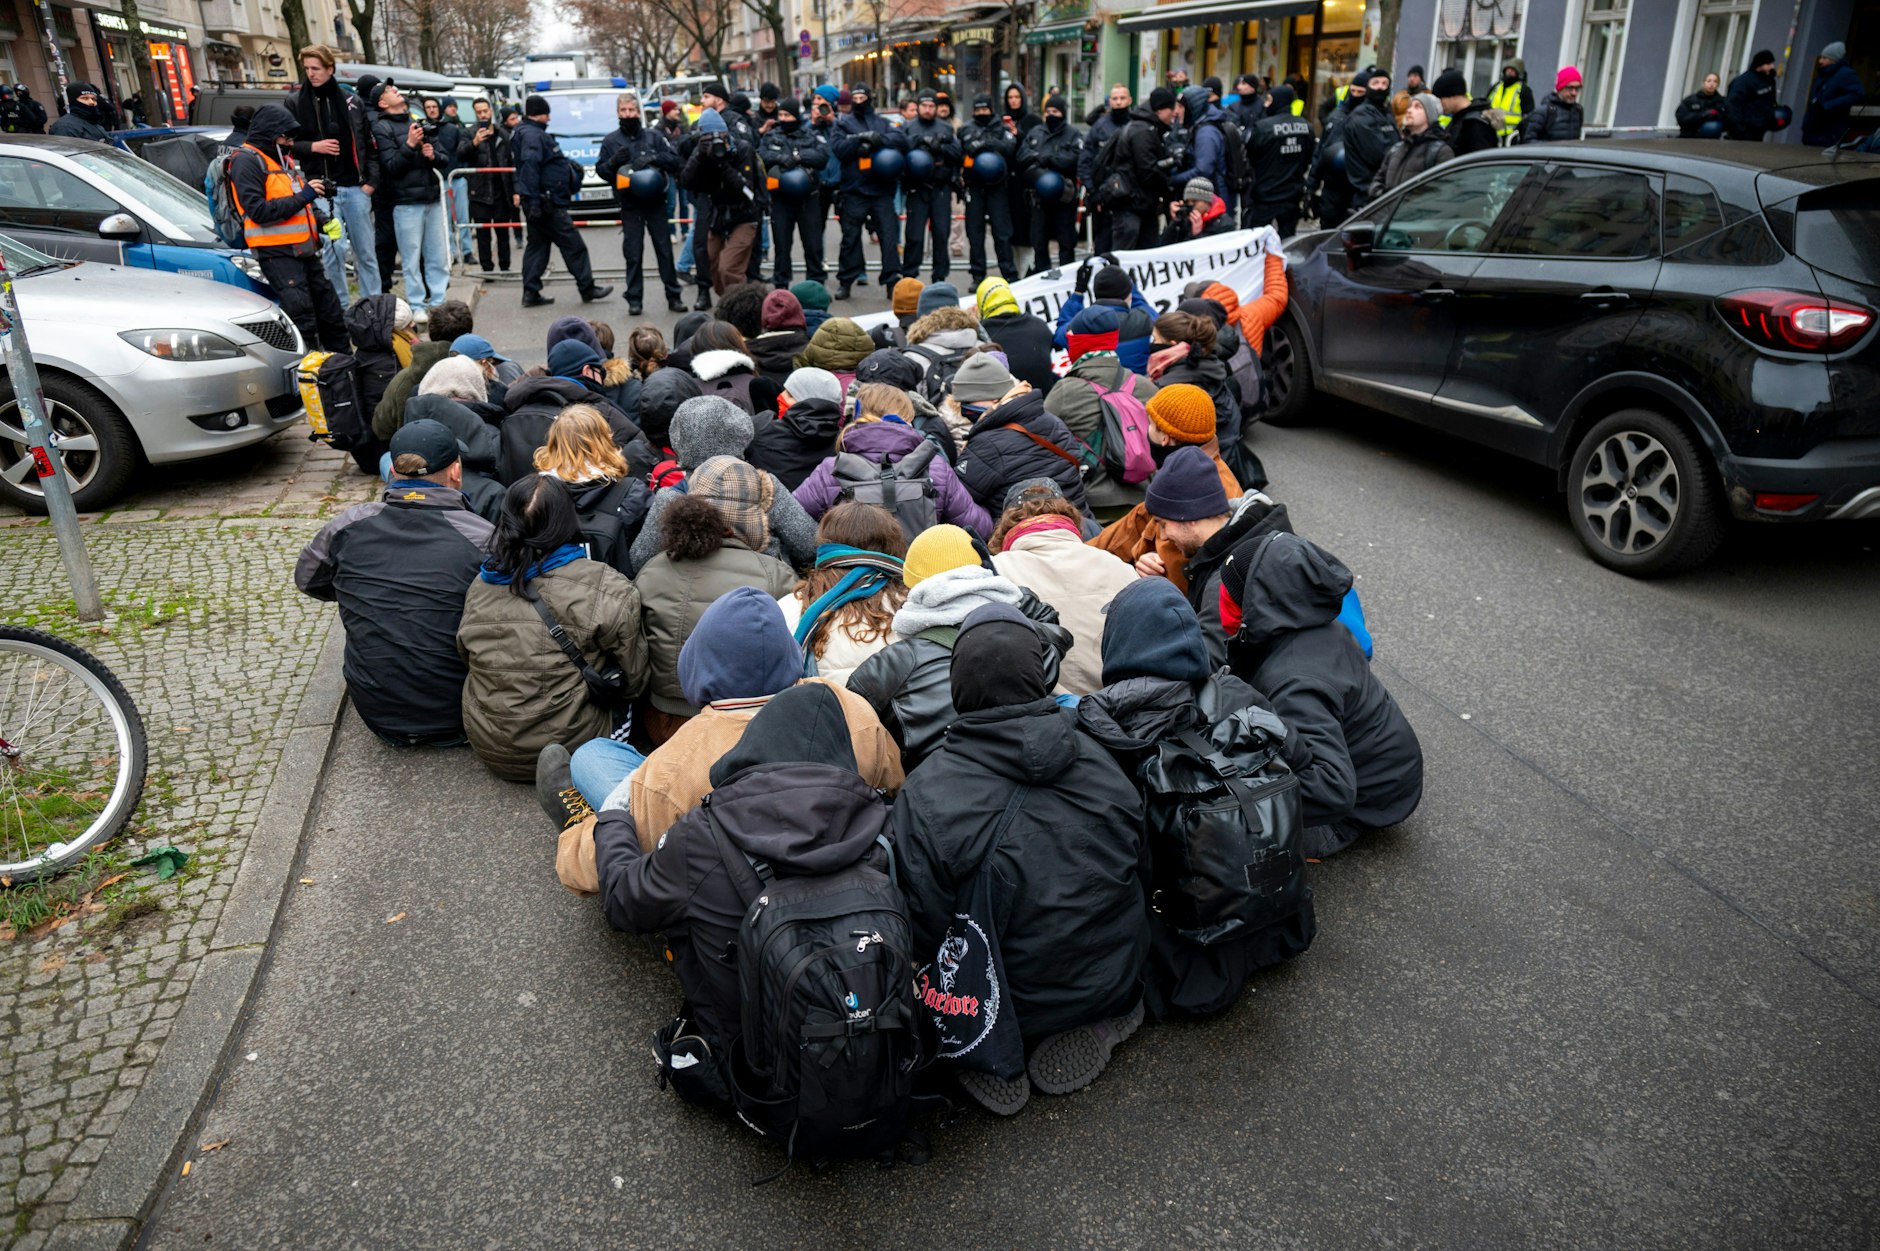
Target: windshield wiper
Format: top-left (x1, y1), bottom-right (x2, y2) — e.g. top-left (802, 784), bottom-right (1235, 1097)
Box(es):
top-left (15, 261), bottom-right (71, 278)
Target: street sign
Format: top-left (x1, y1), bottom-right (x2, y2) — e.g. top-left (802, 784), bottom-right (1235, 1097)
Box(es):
top-left (798, 29), bottom-right (814, 59)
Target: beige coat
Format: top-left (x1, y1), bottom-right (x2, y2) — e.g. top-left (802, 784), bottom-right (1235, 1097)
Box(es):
top-left (992, 527), bottom-right (1139, 695)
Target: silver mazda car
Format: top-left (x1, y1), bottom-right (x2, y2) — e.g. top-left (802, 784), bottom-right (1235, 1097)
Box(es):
top-left (0, 230), bottom-right (304, 512)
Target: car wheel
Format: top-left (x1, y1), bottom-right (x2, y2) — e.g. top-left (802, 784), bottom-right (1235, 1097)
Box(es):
top-left (0, 375), bottom-right (140, 515)
top-left (1567, 408), bottom-right (1724, 577)
top-left (1260, 312), bottom-right (1314, 427)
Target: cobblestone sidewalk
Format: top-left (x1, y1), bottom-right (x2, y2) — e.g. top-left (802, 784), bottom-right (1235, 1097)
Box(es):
top-left (0, 441), bottom-right (375, 1250)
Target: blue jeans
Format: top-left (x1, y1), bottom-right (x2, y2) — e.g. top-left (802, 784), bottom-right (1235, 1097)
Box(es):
top-left (392, 200), bottom-right (450, 309)
top-left (571, 738), bottom-right (647, 810)
top-left (449, 177), bottom-right (473, 257)
top-left (316, 185), bottom-right (381, 301)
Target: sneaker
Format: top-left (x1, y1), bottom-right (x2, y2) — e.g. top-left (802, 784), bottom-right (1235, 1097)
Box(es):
top-left (534, 744), bottom-right (593, 831)
top-left (955, 1068), bottom-right (1030, 1117)
top-left (1025, 998), bottom-right (1145, 1095)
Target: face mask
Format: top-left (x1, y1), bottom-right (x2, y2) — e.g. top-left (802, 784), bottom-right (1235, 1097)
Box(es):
top-left (974, 113), bottom-right (992, 126)
top-left (1111, 106), bottom-right (1129, 123)
top-left (1150, 439), bottom-right (1176, 466)
top-left (781, 116), bottom-right (800, 130)
top-left (622, 115), bottom-right (641, 133)
top-left (1045, 114), bottom-right (1065, 132)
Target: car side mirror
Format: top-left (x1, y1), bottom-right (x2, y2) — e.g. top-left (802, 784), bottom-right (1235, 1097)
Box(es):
top-left (1339, 221), bottom-right (1375, 264)
top-left (97, 211), bottom-right (141, 241)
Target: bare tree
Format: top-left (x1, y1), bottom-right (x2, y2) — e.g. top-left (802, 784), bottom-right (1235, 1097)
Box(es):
top-left (280, 0), bottom-right (312, 63)
top-left (563, 0), bottom-right (686, 84)
top-left (438, 0), bottom-right (531, 77)
top-left (342, 0), bottom-right (378, 63)
top-left (638, 0), bottom-right (736, 77)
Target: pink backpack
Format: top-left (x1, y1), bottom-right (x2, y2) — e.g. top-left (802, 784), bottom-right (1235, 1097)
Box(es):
top-left (1086, 371), bottom-right (1157, 485)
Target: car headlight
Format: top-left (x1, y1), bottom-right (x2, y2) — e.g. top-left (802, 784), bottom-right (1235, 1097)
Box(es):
top-left (118, 329), bottom-right (244, 361)
top-left (229, 253), bottom-right (264, 282)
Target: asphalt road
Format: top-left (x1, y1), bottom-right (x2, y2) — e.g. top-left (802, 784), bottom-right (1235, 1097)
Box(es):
top-left (139, 363), bottom-right (1880, 1247)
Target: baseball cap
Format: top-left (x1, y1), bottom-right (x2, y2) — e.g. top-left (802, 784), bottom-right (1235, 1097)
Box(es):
top-left (388, 418), bottom-right (459, 476)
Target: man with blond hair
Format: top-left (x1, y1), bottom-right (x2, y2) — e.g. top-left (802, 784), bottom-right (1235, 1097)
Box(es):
top-left (287, 44), bottom-right (381, 298)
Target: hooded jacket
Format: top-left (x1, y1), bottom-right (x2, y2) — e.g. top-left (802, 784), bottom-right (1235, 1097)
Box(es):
top-left (287, 75), bottom-right (379, 187)
top-left (372, 101), bottom-right (453, 206)
top-left (1444, 98), bottom-right (1501, 156)
top-left (957, 389), bottom-right (1089, 516)
top-left (745, 395), bottom-right (841, 490)
top-left (1803, 58), bottom-right (1864, 145)
top-left (977, 303), bottom-right (1057, 395)
top-left (230, 106), bottom-right (322, 258)
top-left (1224, 532), bottom-right (1422, 841)
top-left (371, 340), bottom-right (455, 439)
top-left (747, 327), bottom-right (810, 387)
top-left (793, 418), bottom-right (991, 535)
top-left (594, 683), bottom-right (896, 1052)
top-left (636, 367), bottom-right (703, 451)
top-left (497, 375), bottom-right (658, 485)
top-left (1149, 342), bottom-right (1241, 469)
top-left (346, 294), bottom-right (406, 424)
top-left (793, 317), bottom-right (876, 379)
top-left (690, 347), bottom-right (780, 416)
top-left (457, 555), bottom-right (650, 780)
top-left (1175, 493), bottom-right (1293, 663)
top-left (48, 83), bottom-right (110, 141)
top-left (1172, 88), bottom-right (1234, 214)
top-left (637, 529), bottom-right (797, 717)
top-left (991, 524), bottom-right (1137, 694)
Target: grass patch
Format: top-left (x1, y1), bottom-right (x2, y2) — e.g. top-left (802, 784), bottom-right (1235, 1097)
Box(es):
top-left (0, 588), bottom-right (199, 634)
top-left (0, 847), bottom-right (131, 936)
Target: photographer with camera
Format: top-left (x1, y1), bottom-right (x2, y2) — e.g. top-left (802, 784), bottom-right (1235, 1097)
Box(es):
top-left (512, 94), bottom-right (613, 309)
top-left (680, 107), bottom-right (767, 297)
top-left (957, 95), bottom-right (1019, 286)
top-left (899, 89), bottom-right (960, 284)
top-left (230, 104), bottom-right (349, 352)
top-left (0, 83), bottom-right (48, 134)
top-left (757, 96), bottom-right (830, 289)
top-left (597, 93), bottom-right (685, 315)
top-left (365, 80), bottom-right (455, 312)
top-left (831, 82), bottom-right (907, 300)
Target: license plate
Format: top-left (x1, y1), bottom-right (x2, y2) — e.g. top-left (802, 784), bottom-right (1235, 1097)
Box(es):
top-left (284, 363), bottom-right (302, 394)
top-left (579, 186), bottom-right (611, 201)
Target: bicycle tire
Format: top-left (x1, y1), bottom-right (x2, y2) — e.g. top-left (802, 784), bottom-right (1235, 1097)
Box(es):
top-left (0, 625), bottom-right (147, 883)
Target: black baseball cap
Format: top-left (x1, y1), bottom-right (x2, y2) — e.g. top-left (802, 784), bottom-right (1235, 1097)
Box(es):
top-left (388, 419), bottom-right (459, 476)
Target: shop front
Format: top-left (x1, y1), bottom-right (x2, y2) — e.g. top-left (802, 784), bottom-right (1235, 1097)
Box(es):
top-left (1117, 0), bottom-right (1346, 112)
top-left (1022, 1), bottom-right (1094, 109)
top-left (94, 9), bottom-right (195, 122)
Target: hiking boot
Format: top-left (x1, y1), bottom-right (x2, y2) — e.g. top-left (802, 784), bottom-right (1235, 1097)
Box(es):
top-left (667, 299), bottom-right (688, 313)
top-left (1026, 998), bottom-right (1145, 1095)
top-left (693, 290), bottom-right (713, 311)
top-left (837, 281), bottom-right (853, 300)
top-left (955, 1068), bottom-right (1029, 1116)
top-left (534, 744), bottom-right (593, 831)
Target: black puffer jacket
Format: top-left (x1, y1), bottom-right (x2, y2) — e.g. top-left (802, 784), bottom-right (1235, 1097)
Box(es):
top-left (343, 294), bottom-right (403, 463)
top-left (956, 389), bottom-right (1088, 515)
top-left (594, 683), bottom-right (893, 1054)
top-left (635, 367), bottom-right (704, 453)
top-left (1445, 99), bottom-right (1501, 156)
top-left (372, 110), bottom-right (453, 206)
top-left (403, 392), bottom-right (504, 520)
top-left (1181, 495), bottom-right (1294, 665)
top-left (1225, 532), bottom-right (1423, 848)
top-left (892, 696), bottom-right (1147, 1043)
top-left (747, 328), bottom-right (809, 387)
top-left (1521, 92), bottom-right (1584, 144)
top-left (497, 375), bottom-right (658, 484)
top-left (1016, 117), bottom-right (1083, 200)
top-left (745, 396), bottom-right (839, 490)
top-left (980, 310), bottom-right (1057, 395)
top-left (47, 83), bottom-right (110, 141)
top-left (595, 118), bottom-right (682, 204)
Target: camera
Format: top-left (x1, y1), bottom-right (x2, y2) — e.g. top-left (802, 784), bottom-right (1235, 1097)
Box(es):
top-left (418, 118), bottom-right (441, 141)
top-left (700, 131), bottom-right (730, 156)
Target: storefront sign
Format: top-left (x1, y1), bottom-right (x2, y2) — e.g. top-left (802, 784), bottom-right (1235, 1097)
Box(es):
top-left (951, 25), bottom-right (999, 44)
top-left (93, 11), bottom-right (190, 42)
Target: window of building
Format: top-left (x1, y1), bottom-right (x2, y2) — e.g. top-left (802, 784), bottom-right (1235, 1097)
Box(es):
top-left (1434, 0), bottom-right (1523, 99)
top-left (1576, 0), bottom-right (1628, 127)
top-left (1684, 0), bottom-right (1753, 98)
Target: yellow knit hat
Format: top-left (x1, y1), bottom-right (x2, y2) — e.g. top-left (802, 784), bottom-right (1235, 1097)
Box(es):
top-left (902, 524), bottom-right (982, 587)
top-left (976, 277), bottom-right (1020, 319)
top-left (892, 277), bottom-right (926, 317)
top-left (1146, 383), bottom-right (1217, 444)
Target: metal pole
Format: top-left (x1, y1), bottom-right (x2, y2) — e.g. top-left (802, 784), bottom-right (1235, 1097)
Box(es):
top-left (0, 249), bottom-right (103, 621)
top-left (32, 0), bottom-right (71, 99)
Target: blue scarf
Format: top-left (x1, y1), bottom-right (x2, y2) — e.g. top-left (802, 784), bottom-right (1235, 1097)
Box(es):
top-left (793, 543), bottom-right (904, 648)
top-left (478, 542), bottom-right (587, 585)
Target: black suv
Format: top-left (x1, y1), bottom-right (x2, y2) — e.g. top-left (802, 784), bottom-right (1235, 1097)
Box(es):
top-left (1262, 140), bottom-right (1879, 575)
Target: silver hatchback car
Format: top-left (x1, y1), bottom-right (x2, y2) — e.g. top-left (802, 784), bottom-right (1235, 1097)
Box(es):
top-left (0, 230), bottom-right (304, 512)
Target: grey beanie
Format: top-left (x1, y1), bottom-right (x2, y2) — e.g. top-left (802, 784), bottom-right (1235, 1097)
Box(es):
top-left (916, 282), bottom-right (962, 318)
top-left (1409, 92), bottom-right (1444, 128)
top-left (1182, 177), bottom-right (1215, 203)
top-left (1820, 41), bottom-right (1846, 61)
top-left (670, 395), bottom-right (755, 468)
top-left (949, 352), bottom-right (1018, 403)
top-left (783, 366), bottom-right (843, 405)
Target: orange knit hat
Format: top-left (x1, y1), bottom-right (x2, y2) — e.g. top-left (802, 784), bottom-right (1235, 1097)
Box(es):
top-left (1146, 383), bottom-right (1217, 444)
top-left (892, 277), bottom-right (926, 317)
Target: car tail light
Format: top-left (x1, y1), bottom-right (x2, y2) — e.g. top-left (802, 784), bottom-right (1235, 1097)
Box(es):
top-left (1716, 289), bottom-right (1874, 352)
top-left (1753, 492), bottom-right (1820, 513)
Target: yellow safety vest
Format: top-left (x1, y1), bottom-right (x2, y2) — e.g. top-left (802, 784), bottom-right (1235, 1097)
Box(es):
top-left (1290, 98), bottom-right (1304, 116)
top-left (1489, 79), bottom-right (1524, 139)
top-left (233, 145), bottom-right (316, 250)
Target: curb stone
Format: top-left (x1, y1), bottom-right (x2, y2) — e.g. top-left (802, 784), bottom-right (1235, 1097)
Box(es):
top-left (47, 626), bottom-right (350, 1251)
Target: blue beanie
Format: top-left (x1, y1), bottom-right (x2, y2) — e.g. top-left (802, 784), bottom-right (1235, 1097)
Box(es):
top-left (678, 587), bottom-right (803, 706)
top-left (695, 107), bottom-right (728, 133)
top-left (546, 338), bottom-right (603, 378)
top-left (815, 84), bottom-right (840, 103)
top-left (1099, 577), bottom-right (1211, 686)
top-left (1144, 444), bottom-right (1230, 521)
top-left (1067, 303), bottom-right (1125, 336)
top-left (915, 282), bottom-right (961, 318)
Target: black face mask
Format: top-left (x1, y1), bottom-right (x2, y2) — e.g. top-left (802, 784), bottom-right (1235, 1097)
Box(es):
top-left (1110, 106), bottom-right (1129, 123)
top-left (780, 116), bottom-right (800, 131)
top-left (1045, 113), bottom-right (1065, 132)
top-left (621, 115), bottom-right (641, 134)
top-left (1150, 439), bottom-right (1176, 466)
top-left (973, 112), bottom-right (992, 127)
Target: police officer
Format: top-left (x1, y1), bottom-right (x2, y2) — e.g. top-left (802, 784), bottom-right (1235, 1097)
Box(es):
top-left (1488, 58), bottom-right (1533, 144)
top-left (831, 82), bottom-right (906, 300)
top-left (1017, 94), bottom-right (1082, 274)
top-left (596, 92), bottom-right (684, 315)
top-left (0, 84), bottom-right (48, 134)
top-left (957, 95), bottom-right (1018, 286)
top-left (757, 96), bottom-right (829, 289)
top-left (1243, 84), bottom-right (1315, 237)
top-left (512, 94), bottom-right (612, 308)
top-left (900, 89), bottom-right (960, 284)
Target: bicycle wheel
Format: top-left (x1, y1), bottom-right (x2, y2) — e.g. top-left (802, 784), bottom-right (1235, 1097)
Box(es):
top-left (0, 626), bottom-right (147, 883)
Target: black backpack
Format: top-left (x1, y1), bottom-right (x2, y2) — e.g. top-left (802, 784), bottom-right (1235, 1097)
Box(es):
top-left (1205, 117), bottom-right (1253, 198)
top-left (1088, 122), bottom-right (1135, 208)
top-left (296, 351), bottom-right (368, 450)
top-left (703, 798), bottom-right (923, 1174)
top-left (905, 344), bottom-right (967, 408)
top-left (833, 440), bottom-right (940, 542)
top-left (575, 477), bottom-right (651, 576)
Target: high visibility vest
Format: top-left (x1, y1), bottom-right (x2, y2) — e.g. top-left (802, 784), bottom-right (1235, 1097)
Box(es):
top-left (1290, 98), bottom-right (1304, 116)
top-left (233, 145), bottom-right (316, 249)
top-left (1489, 79), bottom-right (1524, 139)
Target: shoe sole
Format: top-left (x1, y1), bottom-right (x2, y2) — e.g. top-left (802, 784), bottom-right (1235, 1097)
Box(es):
top-left (955, 1068), bottom-right (1030, 1116)
top-left (533, 744), bottom-right (576, 827)
top-left (1026, 999), bottom-right (1145, 1095)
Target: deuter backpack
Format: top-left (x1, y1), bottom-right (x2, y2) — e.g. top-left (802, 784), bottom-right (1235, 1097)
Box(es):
top-left (833, 440), bottom-right (940, 542)
top-left (203, 150), bottom-right (246, 249)
top-left (702, 797), bottom-right (923, 1175)
top-left (1083, 370), bottom-right (1156, 486)
top-left (296, 351), bottom-right (367, 450)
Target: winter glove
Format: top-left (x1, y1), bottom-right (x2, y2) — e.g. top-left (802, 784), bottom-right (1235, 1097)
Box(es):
top-left (1074, 257), bottom-right (1093, 294)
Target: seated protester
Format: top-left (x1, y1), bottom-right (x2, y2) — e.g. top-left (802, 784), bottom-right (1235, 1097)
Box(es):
top-left (975, 277), bottom-right (1057, 395)
top-left (1221, 531), bottom-right (1422, 856)
top-left (1175, 292), bottom-right (1266, 490)
top-left (1076, 577), bottom-right (1313, 1020)
top-left (532, 404), bottom-right (655, 575)
top-left (790, 279), bottom-right (834, 336)
top-left (544, 588), bottom-right (903, 890)
top-left (590, 683), bottom-right (897, 1086)
top-left (989, 480), bottom-right (1136, 695)
top-left (792, 383), bottom-right (990, 536)
top-left (713, 280), bottom-right (769, 341)
top-left (1198, 257), bottom-right (1288, 413)
top-left (634, 457), bottom-right (798, 743)
top-left (937, 349), bottom-right (1014, 450)
top-left (627, 396), bottom-right (819, 575)
top-left (403, 356), bottom-right (506, 521)
top-left (457, 474), bottom-right (650, 781)
top-left (1043, 302), bottom-right (1158, 455)
top-left (685, 319), bottom-right (780, 417)
top-left (892, 603), bottom-right (1149, 1114)
top-left (587, 320), bottom-right (638, 415)
top-left (343, 294), bottom-right (417, 473)
top-left (747, 289), bottom-right (810, 389)
top-left (1150, 309), bottom-right (1265, 490)
top-left (1159, 177), bottom-right (1230, 245)
top-left (954, 359), bottom-right (1092, 520)
top-left (665, 310), bottom-right (713, 374)
top-left (1089, 395), bottom-right (1243, 586)
top-left (746, 367), bottom-right (844, 491)
top-left (905, 305), bottom-right (982, 395)
top-left (778, 502), bottom-right (909, 687)
top-left (885, 277), bottom-right (926, 346)
top-left (1054, 260), bottom-right (1155, 373)
top-left (294, 420), bottom-right (493, 746)
top-left (914, 282), bottom-right (961, 320)
top-left (635, 366), bottom-right (703, 461)
top-left (452, 332), bottom-right (523, 389)
top-left (371, 299), bottom-right (476, 440)
top-left (850, 349), bottom-right (959, 463)
top-left (848, 525), bottom-right (1071, 771)
top-left (627, 325), bottom-right (668, 385)
top-left (791, 315), bottom-right (875, 390)
top-left (498, 340), bottom-right (659, 484)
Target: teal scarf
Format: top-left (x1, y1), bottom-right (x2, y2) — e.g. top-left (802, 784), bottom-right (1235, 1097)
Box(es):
top-left (794, 543), bottom-right (904, 649)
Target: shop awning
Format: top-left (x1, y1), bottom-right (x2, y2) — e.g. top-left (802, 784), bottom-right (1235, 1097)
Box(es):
top-left (1022, 20), bottom-right (1085, 45)
top-left (1115, 0), bottom-right (1315, 33)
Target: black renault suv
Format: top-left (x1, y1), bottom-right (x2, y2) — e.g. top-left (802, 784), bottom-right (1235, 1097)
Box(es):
top-left (1261, 140), bottom-right (1879, 575)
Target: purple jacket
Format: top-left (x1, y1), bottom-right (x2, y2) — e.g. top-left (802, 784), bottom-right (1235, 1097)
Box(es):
top-left (793, 419), bottom-right (992, 537)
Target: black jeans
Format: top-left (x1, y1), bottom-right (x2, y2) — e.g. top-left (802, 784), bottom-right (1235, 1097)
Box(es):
top-left (687, 192), bottom-right (713, 294)
top-left (521, 202), bottom-right (597, 298)
top-left (619, 201), bottom-right (679, 304)
top-left (770, 193), bottom-right (825, 286)
top-left (372, 196), bottom-right (396, 294)
top-left (1029, 196), bottom-right (1077, 272)
top-left (257, 249), bottom-right (347, 352)
top-left (1090, 204), bottom-right (1114, 254)
top-left (963, 185), bottom-right (1017, 282)
top-left (836, 188), bottom-right (899, 286)
top-left (1109, 207), bottom-right (1157, 251)
top-left (901, 184), bottom-right (951, 281)
top-left (468, 199), bottom-right (511, 270)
